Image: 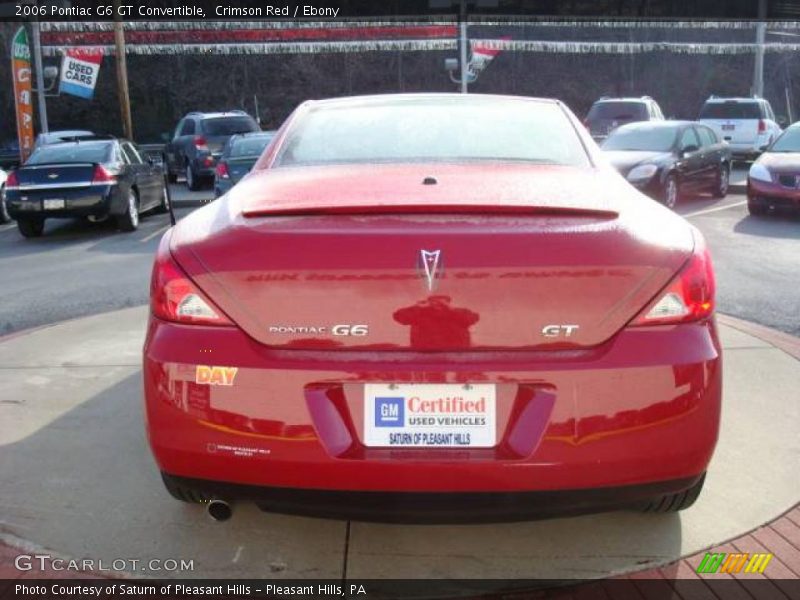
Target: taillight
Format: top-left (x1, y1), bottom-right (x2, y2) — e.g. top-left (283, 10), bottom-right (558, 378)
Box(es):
top-left (5, 171), bottom-right (19, 189)
top-left (150, 233), bottom-right (233, 326)
top-left (193, 135), bottom-right (208, 150)
top-left (92, 164), bottom-right (117, 184)
top-left (215, 161), bottom-right (229, 179)
top-left (631, 231), bottom-right (715, 326)
top-left (758, 119), bottom-right (766, 133)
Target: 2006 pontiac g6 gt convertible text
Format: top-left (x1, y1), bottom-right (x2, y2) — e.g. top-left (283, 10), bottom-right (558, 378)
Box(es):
top-left (143, 94), bottom-right (721, 522)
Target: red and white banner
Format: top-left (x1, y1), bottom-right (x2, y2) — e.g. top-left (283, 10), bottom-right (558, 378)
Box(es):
top-left (59, 47), bottom-right (103, 99)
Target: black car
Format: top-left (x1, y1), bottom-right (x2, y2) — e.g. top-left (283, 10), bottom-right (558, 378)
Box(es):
top-left (213, 131), bottom-right (276, 197)
top-left (5, 137), bottom-right (167, 238)
top-left (163, 111), bottom-right (260, 191)
top-left (601, 121), bottom-right (731, 209)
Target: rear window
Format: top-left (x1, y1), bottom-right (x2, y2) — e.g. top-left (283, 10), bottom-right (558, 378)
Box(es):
top-left (229, 135), bottom-right (275, 157)
top-left (26, 143), bottom-right (112, 165)
top-left (587, 102), bottom-right (648, 121)
top-left (201, 116), bottom-right (259, 136)
top-left (699, 102), bottom-right (762, 120)
top-left (276, 98), bottom-right (590, 167)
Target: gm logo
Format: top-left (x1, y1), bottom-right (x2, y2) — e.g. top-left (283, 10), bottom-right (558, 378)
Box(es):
top-left (375, 397), bottom-right (404, 427)
top-left (696, 552), bottom-right (772, 574)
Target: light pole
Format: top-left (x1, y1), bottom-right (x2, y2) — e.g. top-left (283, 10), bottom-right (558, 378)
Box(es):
top-left (753, 0), bottom-right (768, 97)
top-left (458, 0), bottom-right (468, 93)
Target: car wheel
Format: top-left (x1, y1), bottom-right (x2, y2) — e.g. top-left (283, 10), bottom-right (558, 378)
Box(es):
top-left (161, 473), bottom-right (212, 504)
top-left (117, 188), bottom-right (140, 232)
top-left (712, 164), bottom-right (729, 198)
top-left (17, 218), bottom-right (45, 238)
top-left (639, 473), bottom-right (705, 513)
top-left (0, 183), bottom-right (11, 224)
top-left (662, 174), bottom-right (679, 209)
top-left (186, 161), bottom-right (201, 191)
top-left (748, 201), bottom-right (768, 216)
top-left (155, 184), bottom-right (170, 214)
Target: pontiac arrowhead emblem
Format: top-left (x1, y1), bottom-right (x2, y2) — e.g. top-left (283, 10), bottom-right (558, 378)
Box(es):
top-left (419, 249), bottom-right (442, 292)
top-left (47, 172), bottom-right (58, 179)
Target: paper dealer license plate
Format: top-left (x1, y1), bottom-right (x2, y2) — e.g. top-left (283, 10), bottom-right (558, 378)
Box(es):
top-left (363, 383), bottom-right (496, 448)
top-left (43, 199), bottom-right (65, 210)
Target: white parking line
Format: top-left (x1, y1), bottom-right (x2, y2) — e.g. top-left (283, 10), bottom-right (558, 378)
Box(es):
top-left (683, 200), bottom-right (747, 218)
top-left (0, 223), bottom-right (17, 232)
top-left (140, 223), bottom-right (170, 243)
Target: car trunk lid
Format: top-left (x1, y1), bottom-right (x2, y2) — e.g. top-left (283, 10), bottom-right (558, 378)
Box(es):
top-left (13, 162), bottom-right (97, 189)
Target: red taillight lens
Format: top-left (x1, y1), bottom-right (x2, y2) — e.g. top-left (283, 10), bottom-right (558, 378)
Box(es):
top-left (215, 161), bottom-right (229, 179)
top-left (193, 135), bottom-right (208, 149)
top-left (5, 171), bottom-right (19, 189)
top-left (92, 164), bottom-right (117, 184)
top-left (150, 233), bottom-right (233, 326)
top-left (631, 232), bottom-right (715, 326)
top-left (758, 119), bottom-right (766, 133)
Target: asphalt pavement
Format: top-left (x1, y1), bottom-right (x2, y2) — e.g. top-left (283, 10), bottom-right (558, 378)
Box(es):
top-left (0, 172), bottom-right (797, 337)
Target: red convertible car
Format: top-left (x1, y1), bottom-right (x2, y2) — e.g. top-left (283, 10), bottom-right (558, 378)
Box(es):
top-left (144, 94), bottom-right (721, 522)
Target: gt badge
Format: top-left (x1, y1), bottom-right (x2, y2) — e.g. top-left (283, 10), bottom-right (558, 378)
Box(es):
top-left (195, 365), bottom-right (238, 386)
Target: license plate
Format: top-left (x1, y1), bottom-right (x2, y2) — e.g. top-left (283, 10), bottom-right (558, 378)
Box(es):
top-left (43, 199), bottom-right (65, 210)
top-left (722, 124), bottom-right (735, 131)
top-left (363, 383), bottom-right (496, 448)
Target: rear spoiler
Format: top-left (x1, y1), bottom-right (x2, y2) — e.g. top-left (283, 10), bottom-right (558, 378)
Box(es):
top-left (242, 203), bottom-right (618, 219)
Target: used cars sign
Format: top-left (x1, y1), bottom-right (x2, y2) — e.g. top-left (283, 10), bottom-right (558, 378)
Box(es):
top-left (59, 48), bottom-right (102, 99)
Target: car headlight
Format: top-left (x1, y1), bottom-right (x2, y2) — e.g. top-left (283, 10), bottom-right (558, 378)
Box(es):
top-left (748, 163), bottom-right (772, 183)
top-left (626, 164), bottom-right (658, 183)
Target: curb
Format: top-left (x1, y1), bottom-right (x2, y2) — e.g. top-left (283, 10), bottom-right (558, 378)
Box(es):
top-left (718, 314), bottom-right (800, 361)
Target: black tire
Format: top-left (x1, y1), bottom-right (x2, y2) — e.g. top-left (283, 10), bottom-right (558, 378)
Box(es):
top-left (164, 156), bottom-right (177, 183)
top-left (712, 164), bottom-right (729, 198)
top-left (748, 201), bottom-right (768, 216)
top-left (17, 218), bottom-right (45, 238)
top-left (154, 184), bottom-right (170, 214)
top-left (116, 188), bottom-right (140, 232)
top-left (0, 183), bottom-right (11, 223)
top-left (161, 473), bottom-right (212, 504)
top-left (639, 473), bottom-right (705, 513)
top-left (186, 160), bottom-right (202, 191)
top-left (661, 174), bottom-right (679, 210)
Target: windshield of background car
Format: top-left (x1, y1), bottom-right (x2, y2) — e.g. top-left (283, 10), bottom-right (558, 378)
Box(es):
top-left (26, 143), bottom-right (112, 165)
top-left (602, 126), bottom-right (677, 152)
top-left (587, 102), bottom-right (648, 121)
top-left (230, 135), bottom-right (275, 157)
top-left (699, 102), bottom-right (761, 119)
top-left (769, 128), bottom-right (800, 152)
top-left (201, 117), bottom-right (260, 136)
top-left (276, 99), bottom-right (590, 167)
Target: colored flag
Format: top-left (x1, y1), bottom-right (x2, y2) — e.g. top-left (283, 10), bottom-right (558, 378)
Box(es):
top-left (11, 26), bottom-right (34, 162)
top-left (59, 47), bottom-right (103, 99)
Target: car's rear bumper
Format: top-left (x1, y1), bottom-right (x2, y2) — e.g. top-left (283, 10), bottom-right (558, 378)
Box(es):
top-left (144, 316), bottom-right (722, 498)
top-left (748, 178), bottom-right (800, 211)
top-left (163, 472), bottom-right (703, 523)
top-left (6, 185), bottom-right (118, 218)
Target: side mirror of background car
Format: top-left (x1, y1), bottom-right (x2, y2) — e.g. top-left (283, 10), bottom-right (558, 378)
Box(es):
top-left (682, 144), bottom-right (699, 156)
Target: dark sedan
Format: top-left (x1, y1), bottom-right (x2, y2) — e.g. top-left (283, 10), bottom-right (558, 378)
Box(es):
top-left (602, 121), bottom-right (731, 209)
top-left (5, 138), bottom-right (168, 238)
top-left (213, 131), bottom-right (276, 197)
top-left (747, 122), bottom-right (800, 215)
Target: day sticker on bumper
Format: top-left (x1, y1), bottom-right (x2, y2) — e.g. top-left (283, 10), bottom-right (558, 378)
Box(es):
top-left (363, 383), bottom-right (496, 448)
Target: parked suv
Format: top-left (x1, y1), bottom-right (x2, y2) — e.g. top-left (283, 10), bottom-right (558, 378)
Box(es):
top-left (585, 96), bottom-right (665, 142)
top-left (164, 111), bottom-right (260, 190)
top-left (698, 96), bottom-right (782, 161)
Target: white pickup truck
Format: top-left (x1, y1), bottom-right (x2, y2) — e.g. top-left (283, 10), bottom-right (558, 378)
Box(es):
top-left (698, 97), bottom-right (782, 161)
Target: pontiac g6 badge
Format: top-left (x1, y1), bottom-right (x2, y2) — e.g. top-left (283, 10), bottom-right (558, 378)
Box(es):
top-left (419, 249), bottom-right (442, 291)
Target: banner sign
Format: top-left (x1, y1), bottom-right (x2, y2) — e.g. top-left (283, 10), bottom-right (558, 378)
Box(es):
top-left (11, 26), bottom-right (34, 162)
top-left (59, 47), bottom-right (103, 99)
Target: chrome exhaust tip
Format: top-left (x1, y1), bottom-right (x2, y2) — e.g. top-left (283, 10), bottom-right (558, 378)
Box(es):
top-left (207, 499), bottom-right (233, 522)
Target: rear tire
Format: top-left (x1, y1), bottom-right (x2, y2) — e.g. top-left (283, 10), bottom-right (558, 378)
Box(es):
top-left (161, 473), bottom-right (212, 504)
top-left (712, 164), bottom-right (729, 198)
top-left (116, 189), bottom-right (140, 232)
top-left (0, 183), bottom-right (10, 223)
top-left (165, 156), bottom-right (177, 183)
top-left (154, 184), bottom-right (170, 214)
top-left (639, 473), bottom-right (705, 513)
top-left (17, 218), bottom-right (44, 238)
top-left (186, 161), bottom-right (201, 191)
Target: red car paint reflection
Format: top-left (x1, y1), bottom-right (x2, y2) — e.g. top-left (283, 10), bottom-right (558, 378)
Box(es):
top-left (144, 94), bottom-right (721, 520)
